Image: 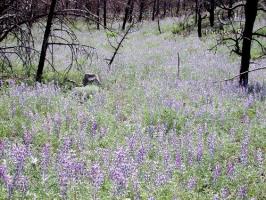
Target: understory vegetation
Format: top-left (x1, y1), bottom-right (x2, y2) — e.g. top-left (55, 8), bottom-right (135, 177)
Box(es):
top-left (0, 18), bottom-right (266, 199)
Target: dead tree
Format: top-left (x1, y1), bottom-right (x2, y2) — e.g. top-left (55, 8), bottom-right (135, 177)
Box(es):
top-left (36, 0), bottom-right (57, 82)
top-left (239, 0), bottom-right (259, 87)
top-left (122, 0), bottom-right (131, 30)
top-left (107, 23), bottom-right (134, 69)
top-left (103, 0), bottom-right (107, 29)
top-left (138, 0), bottom-right (145, 22)
top-left (97, 0), bottom-right (100, 30)
top-left (128, 0), bottom-right (135, 23)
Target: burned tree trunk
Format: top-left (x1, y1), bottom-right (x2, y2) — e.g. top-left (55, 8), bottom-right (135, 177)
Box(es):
top-left (156, 0), bottom-right (160, 18)
top-left (103, 0), bottom-right (107, 29)
top-left (152, 0), bottom-right (156, 21)
top-left (138, 0), bottom-right (144, 22)
top-left (97, 0), bottom-right (100, 30)
top-left (122, 0), bottom-right (131, 30)
top-left (228, 0), bottom-right (234, 19)
top-left (163, 1), bottom-right (167, 17)
top-left (36, 0), bottom-right (57, 82)
top-left (197, 4), bottom-right (203, 38)
top-left (195, 0), bottom-right (198, 25)
top-left (239, 0), bottom-right (259, 87)
top-left (176, 0), bottom-right (180, 16)
top-left (209, 0), bottom-right (215, 27)
top-left (128, 0), bottom-right (135, 23)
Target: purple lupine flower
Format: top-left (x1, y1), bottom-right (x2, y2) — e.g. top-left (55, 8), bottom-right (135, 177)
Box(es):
top-left (15, 176), bottom-right (29, 193)
top-left (11, 144), bottom-right (28, 167)
top-left (41, 143), bottom-right (50, 181)
top-left (255, 148), bottom-right (263, 167)
top-left (226, 161), bottom-right (235, 178)
top-left (0, 140), bottom-right (5, 157)
top-left (0, 164), bottom-right (9, 185)
top-left (92, 121), bottom-right (98, 135)
top-left (136, 147), bottom-right (146, 164)
top-left (207, 133), bottom-right (216, 159)
top-left (175, 151), bottom-right (182, 169)
top-left (240, 133), bottom-right (249, 165)
top-left (213, 163), bottom-right (222, 183)
top-left (196, 127), bottom-right (204, 162)
top-left (163, 149), bottom-right (170, 167)
top-left (221, 187), bottom-right (229, 199)
top-left (185, 133), bottom-right (194, 165)
top-left (56, 140), bottom-right (85, 198)
top-left (187, 177), bottom-right (197, 190)
top-left (89, 163), bottom-right (104, 189)
top-left (238, 186), bottom-right (247, 199)
top-left (54, 113), bottom-right (62, 137)
top-left (197, 130), bottom-right (204, 162)
top-left (213, 194), bottom-right (219, 200)
top-left (110, 167), bottom-right (126, 187)
top-left (155, 173), bottom-right (167, 186)
top-left (23, 131), bottom-right (32, 146)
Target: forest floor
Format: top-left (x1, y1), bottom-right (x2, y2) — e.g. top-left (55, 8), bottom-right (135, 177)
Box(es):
top-left (0, 18), bottom-right (266, 199)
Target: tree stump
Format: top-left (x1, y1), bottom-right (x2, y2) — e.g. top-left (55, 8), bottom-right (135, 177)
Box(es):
top-left (83, 74), bottom-right (101, 86)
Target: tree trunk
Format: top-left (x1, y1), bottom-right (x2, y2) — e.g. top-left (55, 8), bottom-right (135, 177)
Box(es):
top-left (197, 9), bottom-right (202, 38)
top-left (209, 0), bottom-right (215, 27)
top-left (156, 0), bottom-right (160, 18)
top-left (122, 0), bottom-right (131, 30)
top-left (36, 0), bottom-right (57, 82)
top-left (152, 0), bottom-right (156, 21)
top-left (138, 0), bottom-right (144, 22)
top-left (228, 0), bottom-right (234, 19)
top-left (128, 0), bottom-right (135, 23)
top-left (103, 0), bottom-right (107, 29)
top-left (163, 1), bottom-right (167, 17)
top-left (176, 0), bottom-right (180, 16)
top-left (97, 0), bottom-right (100, 30)
top-left (239, 0), bottom-right (259, 87)
top-left (195, 0), bottom-right (198, 25)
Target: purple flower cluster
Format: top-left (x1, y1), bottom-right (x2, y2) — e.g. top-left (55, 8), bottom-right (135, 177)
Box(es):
top-left (89, 163), bottom-right (104, 190)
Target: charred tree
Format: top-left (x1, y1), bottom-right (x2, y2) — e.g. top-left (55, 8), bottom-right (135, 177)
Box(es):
top-left (128, 0), bottom-right (135, 23)
top-left (97, 0), bottom-right (100, 30)
top-left (156, 0), bottom-right (160, 18)
top-left (209, 0), bottom-right (215, 27)
top-left (122, 0), bottom-right (131, 30)
top-left (138, 0), bottom-right (145, 22)
top-left (176, 0), bottom-right (180, 16)
top-left (228, 0), bottom-right (234, 19)
top-left (103, 0), bottom-right (107, 29)
top-left (197, 8), bottom-right (202, 38)
top-left (36, 0), bottom-right (57, 82)
top-left (152, 0), bottom-right (156, 21)
top-left (195, 0), bottom-right (198, 25)
top-left (163, 1), bottom-right (167, 17)
top-left (239, 0), bottom-right (259, 87)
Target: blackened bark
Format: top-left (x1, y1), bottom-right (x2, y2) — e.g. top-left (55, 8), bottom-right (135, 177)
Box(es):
top-left (228, 0), bottom-right (234, 19)
top-left (239, 0), bottom-right (259, 87)
top-left (128, 0), bottom-right (135, 23)
top-left (163, 1), bottom-right (167, 17)
top-left (122, 0), bottom-right (131, 30)
top-left (209, 0), bottom-right (215, 27)
top-left (197, 9), bottom-right (202, 38)
top-left (152, 0), bottom-right (156, 21)
top-left (156, 0), bottom-right (160, 18)
top-left (103, 0), bottom-right (107, 29)
top-left (97, 0), bottom-right (100, 30)
top-left (176, 0), bottom-right (180, 16)
top-left (138, 0), bottom-right (144, 22)
top-left (195, 0), bottom-right (198, 25)
top-left (36, 0), bottom-right (57, 82)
